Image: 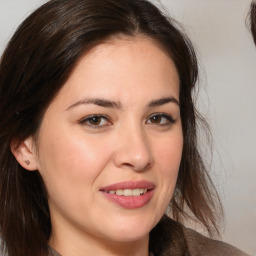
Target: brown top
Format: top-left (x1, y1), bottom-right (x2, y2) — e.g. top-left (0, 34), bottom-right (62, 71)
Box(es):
top-left (48, 215), bottom-right (250, 256)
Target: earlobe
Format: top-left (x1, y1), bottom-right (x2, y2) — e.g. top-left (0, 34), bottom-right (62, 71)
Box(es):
top-left (10, 137), bottom-right (39, 171)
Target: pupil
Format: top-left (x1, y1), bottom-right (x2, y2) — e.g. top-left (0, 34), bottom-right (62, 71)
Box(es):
top-left (90, 117), bottom-right (100, 125)
top-left (151, 116), bottom-right (160, 123)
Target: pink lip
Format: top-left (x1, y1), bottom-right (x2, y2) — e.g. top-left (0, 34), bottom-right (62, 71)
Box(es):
top-left (100, 181), bottom-right (155, 209)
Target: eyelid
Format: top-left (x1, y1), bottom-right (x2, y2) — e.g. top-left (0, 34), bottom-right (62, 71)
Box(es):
top-left (146, 112), bottom-right (176, 125)
top-left (79, 114), bottom-right (112, 128)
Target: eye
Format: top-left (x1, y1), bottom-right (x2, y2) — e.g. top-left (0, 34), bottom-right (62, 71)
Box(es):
top-left (146, 113), bottom-right (175, 125)
top-left (79, 115), bottom-right (111, 128)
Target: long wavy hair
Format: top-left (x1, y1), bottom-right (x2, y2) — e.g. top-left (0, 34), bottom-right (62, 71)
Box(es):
top-left (0, 0), bottom-right (222, 255)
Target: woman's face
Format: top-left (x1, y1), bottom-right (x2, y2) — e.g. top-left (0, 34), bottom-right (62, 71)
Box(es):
top-left (34, 37), bottom-right (183, 245)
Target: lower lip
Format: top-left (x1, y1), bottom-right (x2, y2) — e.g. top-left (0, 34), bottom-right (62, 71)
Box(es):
top-left (101, 190), bottom-right (154, 209)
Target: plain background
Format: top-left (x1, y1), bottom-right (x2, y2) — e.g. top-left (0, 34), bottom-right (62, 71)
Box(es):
top-left (0, 0), bottom-right (255, 255)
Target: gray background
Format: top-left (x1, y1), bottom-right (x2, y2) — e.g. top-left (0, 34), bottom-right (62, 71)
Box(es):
top-left (0, 0), bottom-right (255, 255)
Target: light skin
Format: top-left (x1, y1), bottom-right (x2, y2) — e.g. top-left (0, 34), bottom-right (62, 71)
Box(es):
top-left (13, 36), bottom-right (183, 256)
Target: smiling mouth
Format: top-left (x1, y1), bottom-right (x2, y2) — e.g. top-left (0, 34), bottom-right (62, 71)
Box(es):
top-left (100, 180), bottom-right (155, 208)
top-left (100, 187), bottom-right (154, 209)
top-left (105, 188), bottom-right (148, 196)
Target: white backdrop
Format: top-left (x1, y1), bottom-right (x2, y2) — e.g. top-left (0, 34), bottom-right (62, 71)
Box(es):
top-left (0, 0), bottom-right (255, 255)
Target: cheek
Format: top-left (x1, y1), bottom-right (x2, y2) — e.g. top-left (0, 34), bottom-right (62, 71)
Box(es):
top-left (36, 131), bottom-right (116, 220)
top-left (37, 128), bottom-right (113, 196)
top-left (150, 132), bottom-right (183, 217)
top-left (155, 132), bottom-right (183, 193)
top-left (157, 133), bottom-right (183, 171)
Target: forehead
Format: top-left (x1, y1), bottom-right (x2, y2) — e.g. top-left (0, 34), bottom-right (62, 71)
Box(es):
top-left (52, 36), bottom-right (180, 107)
top-left (72, 36), bottom-right (178, 81)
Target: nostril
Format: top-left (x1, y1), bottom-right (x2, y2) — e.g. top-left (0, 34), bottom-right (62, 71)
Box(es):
top-left (123, 163), bottom-right (134, 168)
top-left (132, 161), bottom-right (154, 172)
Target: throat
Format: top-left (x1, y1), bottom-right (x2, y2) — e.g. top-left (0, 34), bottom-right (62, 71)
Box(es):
top-left (48, 233), bottom-right (151, 256)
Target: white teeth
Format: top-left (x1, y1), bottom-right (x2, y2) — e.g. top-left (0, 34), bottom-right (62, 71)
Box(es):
top-left (132, 188), bottom-right (141, 196)
top-left (124, 189), bottom-right (133, 196)
top-left (107, 188), bottom-right (148, 196)
top-left (116, 189), bottom-right (123, 196)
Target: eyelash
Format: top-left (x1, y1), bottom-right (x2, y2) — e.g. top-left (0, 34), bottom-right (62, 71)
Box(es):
top-left (146, 113), bottom-right (175, 126)
top-left (79, 113), bottom-right (175, 128)
top-left (79, 114), bottom-right (111, 128)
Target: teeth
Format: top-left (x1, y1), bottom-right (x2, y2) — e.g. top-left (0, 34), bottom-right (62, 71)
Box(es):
top-left (107, 188), bottom-right (148, 196)
top-left (132, 188), bottom-right (141, 196)
top-left (116, 189), bottom-right (123, 195)
top-left (124, 189), bottom-right (133, 196)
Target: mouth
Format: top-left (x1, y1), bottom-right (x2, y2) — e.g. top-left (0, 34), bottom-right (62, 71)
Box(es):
top-left (100, 181), bottom-right (155, 209)
top-left (105, 188), bottom-right (148, 196)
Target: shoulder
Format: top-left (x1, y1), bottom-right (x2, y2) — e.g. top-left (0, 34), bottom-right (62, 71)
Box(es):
top-left (151, 215), bottom-right (250, 256)
top-left (182, 226), bottom-right (251, 256)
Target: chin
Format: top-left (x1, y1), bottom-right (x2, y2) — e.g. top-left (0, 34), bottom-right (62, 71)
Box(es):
top-left (107, 230), bottom-right (150, 243)
top-left (101, 214), bottom-right (158, 243)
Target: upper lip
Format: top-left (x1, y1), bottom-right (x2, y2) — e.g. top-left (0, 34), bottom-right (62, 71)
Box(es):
top-left (100, 180), bottom-right (155, 191)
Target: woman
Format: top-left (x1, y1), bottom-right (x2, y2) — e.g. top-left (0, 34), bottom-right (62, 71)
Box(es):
top-left (0, 0), bottom-right (249, 255)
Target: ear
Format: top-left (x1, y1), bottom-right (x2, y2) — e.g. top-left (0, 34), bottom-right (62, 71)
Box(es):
top-left (11, 136), bottom-right (39, 171)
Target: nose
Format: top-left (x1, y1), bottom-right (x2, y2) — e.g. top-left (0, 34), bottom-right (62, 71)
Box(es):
top-left (113, 126), bottom-right (154, 172)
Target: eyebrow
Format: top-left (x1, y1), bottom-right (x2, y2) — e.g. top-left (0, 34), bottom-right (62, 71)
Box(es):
top-left (147, 97), bottom-right (180, 107)
top-left (66, 96), bottom-right (179, 111)
top-left (66, 98), bottom-right (121, 110)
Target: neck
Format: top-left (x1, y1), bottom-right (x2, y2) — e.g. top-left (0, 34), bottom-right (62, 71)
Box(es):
top-left (49, 229), bottom-right (150, 256)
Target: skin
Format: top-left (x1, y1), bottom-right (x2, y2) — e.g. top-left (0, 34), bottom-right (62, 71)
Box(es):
top-left (15, 36), bottom-right (183, 256)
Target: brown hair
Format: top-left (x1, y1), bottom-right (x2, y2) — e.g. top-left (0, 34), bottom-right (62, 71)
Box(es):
top-left (250, 1), bottom-right (256, 44)
top-left (0, 0), bottom-right (222, 255)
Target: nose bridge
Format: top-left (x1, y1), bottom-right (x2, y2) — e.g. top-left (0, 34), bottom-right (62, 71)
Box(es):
top-left (113, 119), bottom-right (153, 171)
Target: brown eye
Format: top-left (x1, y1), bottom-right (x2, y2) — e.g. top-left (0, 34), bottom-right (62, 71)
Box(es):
top-left (146, 113), bottom-right (175, 125)
top-left (88, 116), bottom-right (102, 125)
top-left (149, 115), bottom-right (162, 124)
top-left (80, 115), bottom-right (110, 128)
